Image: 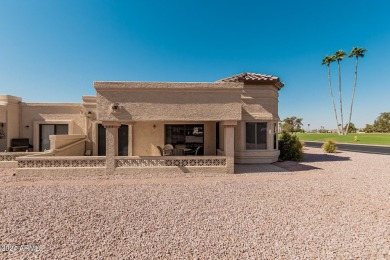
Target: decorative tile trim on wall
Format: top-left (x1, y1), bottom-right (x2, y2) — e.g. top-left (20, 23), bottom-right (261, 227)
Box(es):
top-left (115, 157), bottom-right (227, 168)
top-left (0, 153), bottom-right (41, 162)
top-left (0, 154), bottom-right (19, 162)
top-left (18, 158), bottom-right (106, 168)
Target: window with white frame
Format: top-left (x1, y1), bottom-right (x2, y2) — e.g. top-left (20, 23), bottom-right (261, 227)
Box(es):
top-left (246, 122), bottom-right (267, 150)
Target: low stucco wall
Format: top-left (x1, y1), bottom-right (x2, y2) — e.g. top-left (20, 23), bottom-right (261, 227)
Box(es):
top-left (0, 152), bottom-right (43, 168)
top-left (50, 135), bottom-right (86, 156)
top-left (235, 150), bottom-right (280, 164)
top-left (16, 156), bottom-right (106, 176)
top-left (16, 165), bottom-right (229, 177)
top-left (114, 166), bottom-right (228, 175)
top-left (15, 155), bottom-right (233, 176)
top-left (0, 161), bottom-right (17, 168)
top-left (16, 168), bottom-right (106, 177)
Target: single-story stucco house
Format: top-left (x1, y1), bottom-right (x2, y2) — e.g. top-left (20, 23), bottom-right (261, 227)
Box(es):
top-left (0, 72), bottom-right (284, 175)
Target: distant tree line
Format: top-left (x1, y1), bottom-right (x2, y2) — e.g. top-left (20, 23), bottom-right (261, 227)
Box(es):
top-left (280, 112), bottom-right (389, 134)
top-left (364, 112), bottom-right (390, 133)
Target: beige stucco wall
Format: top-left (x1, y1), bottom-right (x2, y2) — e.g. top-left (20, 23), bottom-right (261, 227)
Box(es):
top-left (132, 121), bottom-right (216, 156)
top-left (49, 134), bottom-right (86, 156)
top-left (0, 95), bottom-right (22, 150)
top-left (95, 82), bottom-right (243, 122)
top-left (0, 109), bottom-right (6, 123)
top-left (241, 85), bottom-right (279, 121)
top-left (53, 142), bottom-right (85, 156)
top-left (1, 78), bottom-right (283, 166)
top-left (232, 83), bottom-right (281, 164)
top-left (82, 96), bottom-right (97, 151)
top-left (0, 107), bottom-right (7, 151)
top-left (20, 103), bottom-right (84, 151)
top-left (234, 120), bottom-right (280, 164)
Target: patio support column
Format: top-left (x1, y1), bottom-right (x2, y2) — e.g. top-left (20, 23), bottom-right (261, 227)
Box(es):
top-left (221, 121), bottom-right (237, 174)
top-left (128, 124), bottom-right (133, 156)
top-left (103, 122), bottom-right (120, 175)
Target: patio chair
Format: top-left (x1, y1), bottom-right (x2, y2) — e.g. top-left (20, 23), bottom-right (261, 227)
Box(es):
top-left (160, 144), bottom-right (174, 156)
top-left (194, 146), bottom-right (202, 156)
top-left (164, 144), bottom-right (174, 150)
top-left (187, 146), bottom-right (202, 156)
top-left (172, 149), bottom-right (184, 156)
top-left (157, 146), bottom-right (164, 156)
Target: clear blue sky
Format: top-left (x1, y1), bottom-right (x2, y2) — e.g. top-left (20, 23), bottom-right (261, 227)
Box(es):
top-left (1, 0), bottom-right (389, 130)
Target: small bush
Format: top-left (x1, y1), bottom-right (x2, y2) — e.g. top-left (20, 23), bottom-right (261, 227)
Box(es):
top-left (278, 132), bottom-right (304, 161)
top-left (322, 140), bottom-right (337, 153)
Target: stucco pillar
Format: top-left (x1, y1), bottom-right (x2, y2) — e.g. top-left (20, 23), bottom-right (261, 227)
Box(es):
top-left (221, 121), bottom-right (237, 174)
top-left (128, 124), bottom-right (133, 156)
top-left (103, 122), bottom-right (120, 174)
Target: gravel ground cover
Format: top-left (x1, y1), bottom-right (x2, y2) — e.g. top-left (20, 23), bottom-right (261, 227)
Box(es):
top-left (0, 147), bottom-right (389, 259)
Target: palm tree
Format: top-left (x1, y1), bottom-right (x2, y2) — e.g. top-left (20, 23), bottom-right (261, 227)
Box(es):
top-left (334, 50), bottom-right (347, 134)
top-left (345, 47), bottom-right (367, 134)
top-left (322, 55), bottom-right (341, 134)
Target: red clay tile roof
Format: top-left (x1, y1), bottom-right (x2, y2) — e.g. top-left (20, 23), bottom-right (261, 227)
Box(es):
top-left (217, 72), bottom-right (284, 89)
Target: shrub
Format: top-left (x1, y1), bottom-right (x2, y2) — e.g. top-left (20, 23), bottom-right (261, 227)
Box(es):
top-left (278, 132), bottom-right (304, 161)
top-left (322, 140), bottom-right (337, 153)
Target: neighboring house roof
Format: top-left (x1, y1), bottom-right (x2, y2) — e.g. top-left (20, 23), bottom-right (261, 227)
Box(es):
top-left (217, 72), bottom-right (284, 90)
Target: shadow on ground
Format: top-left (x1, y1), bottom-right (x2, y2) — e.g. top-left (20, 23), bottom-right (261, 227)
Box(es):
top-left (303, 153), bottom-right (351, 162)
top-left (273, 161), bottom-right (321, 172)
top-left (234, 164), bottom-right (289, 174)
top-left (270, 152), bottom-right (351, 172)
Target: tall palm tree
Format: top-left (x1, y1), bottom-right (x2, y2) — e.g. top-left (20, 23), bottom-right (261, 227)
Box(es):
top-left (345, 47), bottom-right (367, 134)
top-left (322, 55), bottom-right (341, 134)
top-left (334, 50), bottom-right (347, 134)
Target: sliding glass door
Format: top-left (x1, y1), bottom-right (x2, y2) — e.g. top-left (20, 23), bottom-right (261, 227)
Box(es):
top-left (165, 124), bottom-right (204, 155)
top-left (118, 125), bottom-right (129, 156)
top-left (39, 124), bottom-right (68, 151)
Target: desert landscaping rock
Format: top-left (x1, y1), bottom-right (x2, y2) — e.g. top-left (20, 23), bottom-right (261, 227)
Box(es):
top-left (0, 147), bottom-right (389, 258)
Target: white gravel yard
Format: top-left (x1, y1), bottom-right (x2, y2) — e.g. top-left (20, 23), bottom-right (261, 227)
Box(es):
top-left (0, 147), bottom-right (389, 259)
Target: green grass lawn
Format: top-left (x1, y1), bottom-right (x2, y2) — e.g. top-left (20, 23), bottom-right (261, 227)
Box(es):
top-left (294, 133), bottom-right (390, 146)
